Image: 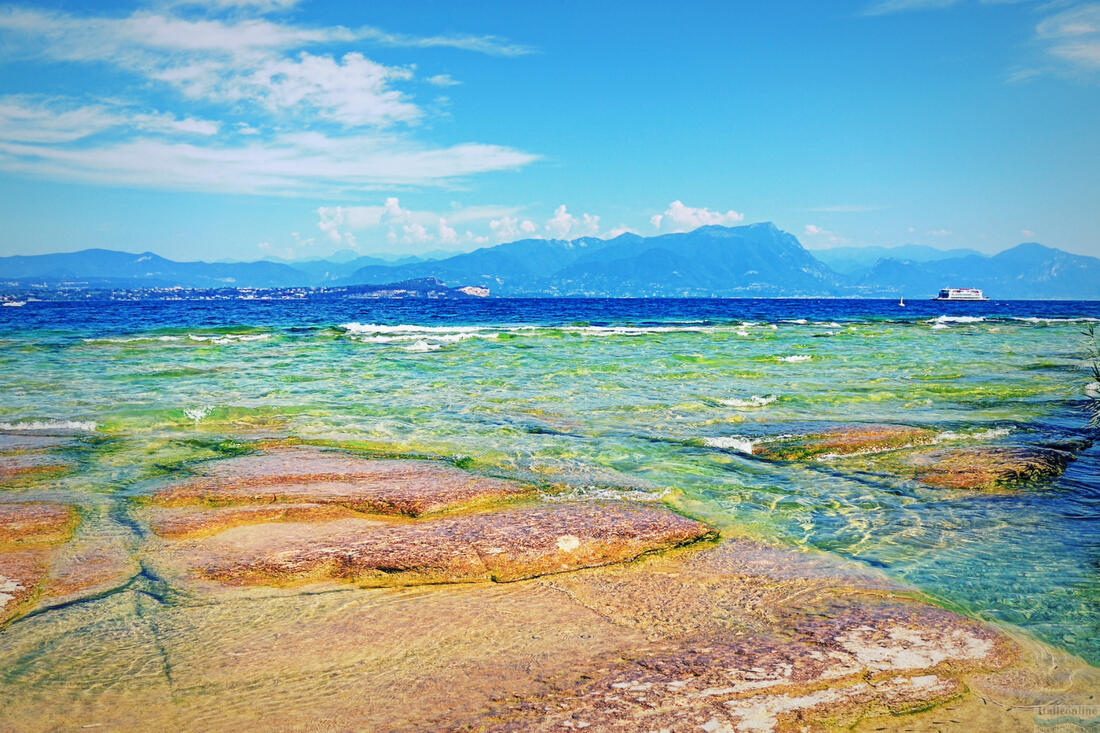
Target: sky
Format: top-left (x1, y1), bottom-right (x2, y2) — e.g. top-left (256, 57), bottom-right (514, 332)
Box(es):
top-left (0, 0), bottom-right (1098, 262)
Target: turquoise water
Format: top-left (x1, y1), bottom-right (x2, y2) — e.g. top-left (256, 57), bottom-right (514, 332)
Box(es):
top-left (2, 298), bottom-right (1098, 664)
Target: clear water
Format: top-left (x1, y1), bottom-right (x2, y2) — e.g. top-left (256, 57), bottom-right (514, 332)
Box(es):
top-left (2, 298), bottom-right (1098, 665)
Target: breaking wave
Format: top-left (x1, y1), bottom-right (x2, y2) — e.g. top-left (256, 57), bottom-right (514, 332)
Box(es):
top-left (0, 419), bottom-right (96, 431)
top-left (719, 395), bottom-right (777, 408)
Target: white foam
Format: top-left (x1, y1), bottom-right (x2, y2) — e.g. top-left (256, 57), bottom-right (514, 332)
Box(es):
top-left (340, 322), bottom-right (488, 335)
top-left (702, 436), bottom-right (758, 454)
top-left (782, 319), bottom-right (809, 324)
top-left (187, 333), bottom-right (270, 344)
top-left (928, 316), bottom-right (985, 324)
top-left (184, 406), bottom-right (213, 423)
top-left (719, 395), bottom-right (777, 408)
top-left (776, 355), bottom-right (812, 362)
top-left (934, 427), bottom-right (1012, 443)
top-left (1084, 382), bottom-right (1099, 398)
top-left (930, 323), bottom-right (949, 330)
top-left (84, 335), bottom-right (183, 343)
top-left (1011, 316), bottom-right (1100, 324)
top-left (0, 420), bottom-right (95, 431)
top-left (404, 340), bottom-right (442, 352)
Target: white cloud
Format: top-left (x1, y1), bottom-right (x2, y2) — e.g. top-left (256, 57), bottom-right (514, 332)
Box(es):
top-left (425, 74), bottom-right (460, 87)
top-left (249, 52), bottom-right (419, 126)
top-left (544, 204), bottom-right (599, 239)
top-left (1037, 4), bottom-right (1100, 70)
top-left (927, 228), bottom-right (953, 236)
top-left (863, 0), bottom-right (1031, 16)
top-left (1021, 228), bottom-right (1036, 237)
top-left (319, 199), bottom-right (528, 249)
top-left (803, 224), bottom-right (845, 244)
top-left (490, 216), bottom-right (538, 241)
top-left (863, 0), bottom-right (959, 15)
top-left (650, 200), bottom-right (744, 233)
top-left (0, 5), bottom-right (539, 194)
top-left (0, 95), bottom-right (219, 143)
top-left (0, 131), bottom-right (536, 195)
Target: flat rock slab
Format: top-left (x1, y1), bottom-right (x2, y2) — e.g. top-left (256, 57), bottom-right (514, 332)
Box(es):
top-left (152, 447), bottom-right (533, 517)
top-left (0, 503), bottom-right (78, 548)
top-left (166, 501), bottom-right (716, 588)
top-left (0, 453), bottom-right (71, 481)
top-left (0, 434), bottom-right (71, 452)
top-left (904, 446), bottom-right (1073, 490)
top-left (750, 424), bottom-right (935, 460)
top-left (485, 545), bottom-right (1016, 732)
top-left (0, 548), bottom-right (51, 623)
top-left (147, 503), bottom-right (367, 539)
top-left (480, 637), bottom-right (969, 732)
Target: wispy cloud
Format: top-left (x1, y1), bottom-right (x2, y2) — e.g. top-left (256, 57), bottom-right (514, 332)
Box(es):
top-left (863, 0), bottom-right (1031, 15)
top-left (0, 3), bottom-right (538, 194)
top-left (1037, 4), bottom-right (1100, 70)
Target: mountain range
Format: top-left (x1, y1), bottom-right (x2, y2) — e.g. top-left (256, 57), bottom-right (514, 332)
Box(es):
top-left (2, 223), bottom-right (1098, 299)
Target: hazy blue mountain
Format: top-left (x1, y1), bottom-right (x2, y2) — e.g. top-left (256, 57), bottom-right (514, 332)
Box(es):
top-left (853, 244), bottom-right (1100, 299)
top-left (342, 234), bottom-right (625, 293)
top-left (813, 244), bottom-right (982, 274)
top-left (3, 230), bottom-right (1098, 298)
top-left (342, 223), bottom-right (841, 296)
top-left (0, 249), bottom-right (306, 288)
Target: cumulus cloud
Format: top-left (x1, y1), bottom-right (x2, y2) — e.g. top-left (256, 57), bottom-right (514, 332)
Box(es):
top-left (544, 204), bottom-right (600, 239)
top-left (802, 224), bottom-right (845, 245)
top-left (650, 200), bottom-right (745, 233)
top-left (318, 198), bottom-right (525, 249)
top-left (489, 216), bottom-right (538, 241)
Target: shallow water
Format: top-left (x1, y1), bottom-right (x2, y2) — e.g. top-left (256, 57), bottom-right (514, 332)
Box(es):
top-left (2, 297), bottom-right (1099, 665)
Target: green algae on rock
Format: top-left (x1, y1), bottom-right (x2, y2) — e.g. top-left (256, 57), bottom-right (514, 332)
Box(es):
top-left (150, 446), bottom-right (534, 517)
top-left (745, 424), bottom-right (936, 461)
top-left (163, 501), bottom-right (717, 588)
top-left (0, 502), bottom-right (78, 548)
top-left (904, 446), bottom-right (1073, 490)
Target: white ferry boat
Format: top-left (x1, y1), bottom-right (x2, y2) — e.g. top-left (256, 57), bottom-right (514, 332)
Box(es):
top-left (933, 288), bottom-right (988, 301)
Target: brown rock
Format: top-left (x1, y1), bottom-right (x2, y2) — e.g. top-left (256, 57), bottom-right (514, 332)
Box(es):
top-left (0, 503), bottom-right (78, 548)
top-left (0, 549), bottom-right (51, 623)
top-left (750, 423), bottom-right (936, 460)
top-left (151, 447), bottom-right (533, 517)
top-left (905, 446), bottom-right (1072, 490)
top-left (170, 501), bottom-right (716, 588)
top-left (146, 503), bottom-right (367, 539)
top-left (0, 453), bottom-right (70, 481)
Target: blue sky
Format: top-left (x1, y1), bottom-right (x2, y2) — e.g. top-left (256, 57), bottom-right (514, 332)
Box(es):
top-left (0, 0), bottom-right (1097, 261)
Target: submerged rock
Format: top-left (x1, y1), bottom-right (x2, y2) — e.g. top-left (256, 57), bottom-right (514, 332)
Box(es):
top-left (168, 501), bottom-right (716, 588)
top-left (905, 446), bottom-right (1072, 490)
top-left (481, 542), bottom-right (1017, 732)
top-left (0, 434), bottom-right (71, 452)
top-left (0, 503), bottom-right (78, 548)
top-left (0, 453), bottom-right (71, 482)
top-left (0, 549), bottom-right (50, 623)
top-left (749, 423), bottom-right (935, 460)
top-left (151, 447), bottom-right (533, 517)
